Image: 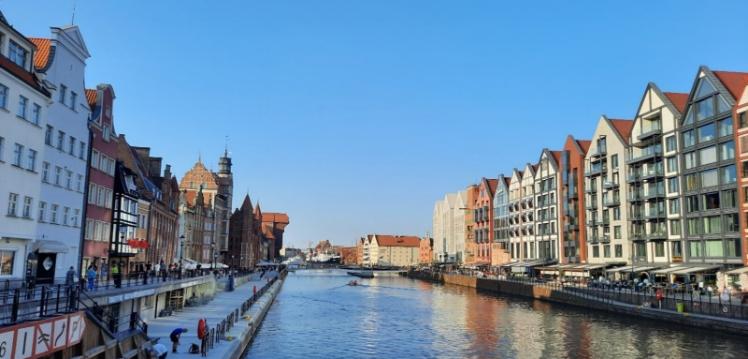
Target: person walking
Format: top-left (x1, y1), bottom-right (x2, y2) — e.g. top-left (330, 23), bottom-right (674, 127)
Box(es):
top-left (65, 266), bottom-right (75, 287)
top-left (112, 262), bottom-right (122, 288)
top-left (86, 266), bottom-right (97, 291)
top-left (169, 327), bottom-right (188, 353)
top-left (198, 318), bottom-right (208, 356)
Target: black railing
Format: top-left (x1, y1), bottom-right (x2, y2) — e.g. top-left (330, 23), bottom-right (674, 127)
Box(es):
top-left (0, 284), bottom-right (80, 326)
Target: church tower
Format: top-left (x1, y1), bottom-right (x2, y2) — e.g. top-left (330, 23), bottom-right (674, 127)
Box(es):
top-left (216, 149), bottom-right (233, 254)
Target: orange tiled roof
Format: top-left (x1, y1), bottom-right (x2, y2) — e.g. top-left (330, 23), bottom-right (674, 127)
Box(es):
top-left (375, 235), bottom-right (420, 247)
top-left (663, 92), bottom-right (688, 113)
top-left (609, 119), bottom-right (634, 138)
top-left (713, 70), bottom-right (748, 100)
top-left (550, 150), bottom-right (562, 164)
top-left (486, 178), bottom-right (498, 196)
top-left (262, 212), bottom-right (289, 224)
top-left (576, 140), bottom-right (591, 153)
top-left (28, 38), bottom-right (51, 70)
top-left (85, 89), bottom-right (97, 107)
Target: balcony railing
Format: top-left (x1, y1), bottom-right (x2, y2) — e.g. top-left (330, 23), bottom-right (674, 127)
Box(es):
top-left (586, 202), bottom-right (598, 210)
top-left (643, 187), bottom-right (666, 200)
top-left (602, 181), bottom-right (618, 190)
top-left (641, 167), bottom-right (664, 180)
top-left (646, 231), bottom-right (668, 240)
top-left (628, 192), bottom-right (643, 202)
top-left (586, 186), bottom-right (598, 194)
top-left (626, 173), bottom-right (641, 183)
top-left (636, 126), bottom-right (663, 142)
top-left (645, 210), bottom-right (666, 220)
top-left (603, 197), bottom-right (620, 207)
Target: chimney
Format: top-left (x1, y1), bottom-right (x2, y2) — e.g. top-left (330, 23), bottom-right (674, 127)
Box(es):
top-left (164, 164), bottom-right (172, 179)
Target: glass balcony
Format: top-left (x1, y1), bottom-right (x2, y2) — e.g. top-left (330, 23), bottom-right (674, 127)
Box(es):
top-left (641, 167), bottom-right (664, 180)
top-left (628, 191), bottom-right (643, 202)
top-left (626, 147), bottom-right (663, 164)
top-left (603, 197), bottom-right (620, 207)
top-left (645, 231), bottom-right (667, 241)
top-left (602, 180), bottom-right (618, 190)
top-left (645, 210), bottom-right (666, 220)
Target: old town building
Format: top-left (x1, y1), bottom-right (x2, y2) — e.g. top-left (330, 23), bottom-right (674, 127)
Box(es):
top-left (473, 178), bottom-right (497, 266)
top-left (31, 25), bottom-right (91, 283)
top-left (363, 234), bottom-right (420, 267)
top-left (82, 84), bottom-right (117, 272)
top-left (419, 237), bottom-right (433, 264)
top-left (492, 176), bottom-right (511, 267)
top-left (229, 195), bottom-right (262, 269)
top-left (261, 212), bottom-right (289, 260)
top-left (560, 136), bottom-right (590, 264)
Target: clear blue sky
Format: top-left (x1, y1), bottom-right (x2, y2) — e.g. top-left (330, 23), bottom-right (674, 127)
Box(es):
top-left (5, 1), bottom-right (748, 248)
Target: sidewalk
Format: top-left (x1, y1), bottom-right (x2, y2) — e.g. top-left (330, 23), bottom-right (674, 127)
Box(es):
top-left (144, 272), bottom-right (280, 358)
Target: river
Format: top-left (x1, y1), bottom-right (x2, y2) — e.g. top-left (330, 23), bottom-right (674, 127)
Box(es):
top-left (245, 269), bottom-right (748, 359)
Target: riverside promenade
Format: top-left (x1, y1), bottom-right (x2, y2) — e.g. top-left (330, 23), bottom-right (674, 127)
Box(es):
top-left (144, 271), bottom-right (284, 359)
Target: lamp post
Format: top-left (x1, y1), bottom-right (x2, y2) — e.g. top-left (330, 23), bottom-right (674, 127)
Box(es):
top-left (179, 235), bottom-right (185, 275)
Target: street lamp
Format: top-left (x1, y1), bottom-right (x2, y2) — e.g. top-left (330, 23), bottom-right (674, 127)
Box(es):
top-left (179, 235), bottom-right (185, 273)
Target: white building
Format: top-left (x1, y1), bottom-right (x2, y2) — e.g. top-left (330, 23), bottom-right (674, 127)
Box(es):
top-left (30, 26), bottom-right (90, 283)
top-left (432, 190), bottom-right (469, 264)
top-left (0, 13), bottom-right (51, 281)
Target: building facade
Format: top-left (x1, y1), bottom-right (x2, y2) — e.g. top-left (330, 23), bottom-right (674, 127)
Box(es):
top-left (370, 234), bottom-right (420, 267)
top-left (0, 14), bottom-right (51, 281)
top-left (560, 136), bottom-right (590, 264)
top-left (228, 195), bottom-right (262, 269)
top-left (491, 176), bottom-right (511, 266)
top-left (535, 150), bottom-right (562, 262)
top-left (32, 26), bottom-right (91, 283)
top-left (419, 237), bottom-right (433, 264)
top-left (473, 178), bottom-right (497, 265)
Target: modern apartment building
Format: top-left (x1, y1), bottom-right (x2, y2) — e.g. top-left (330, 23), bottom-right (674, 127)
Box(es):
top-left (585, 117), bottom-right (634, 266)
top-left (432, 190), bottom-right (470, 264)
top-left (473, 178), bottom-right (497, 265)
top-left (625, 83), bottom-right (687, 268)
top-left (737, 84), bottom-right (748, 266)
top-left (508, 164), bottom-right (537, 262)
top-left (0, 13), bottom-right (51, 281)
top-left (560, 136), bottom-right (591, 264)
top-left (492, 176), bottom-right (511, 266)
top-left (464, 184), bottom-right (479, 264)
top-left (676, 67), bottom-right (748, 271)
top-left (535, 149), bottom-right (562, 262)
top-left (32, 26), bottom-right (91, 283)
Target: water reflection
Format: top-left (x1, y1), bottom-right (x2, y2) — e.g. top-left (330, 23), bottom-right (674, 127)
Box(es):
top-left (245, 270), bottom-right (748, 359)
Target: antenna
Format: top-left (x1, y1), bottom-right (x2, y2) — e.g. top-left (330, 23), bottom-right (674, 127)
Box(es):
top-left (71, 0), bottom-right (77, 25)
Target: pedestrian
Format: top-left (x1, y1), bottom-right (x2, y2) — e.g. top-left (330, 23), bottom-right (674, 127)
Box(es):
top-left (198, 317), bottom-right (208, 356)
top-left (86, 266), bottom-right (96, 291)
top-left (65, 266), bottom-right (75, 287)
top-left (112, 262), bottom-right (122, 288)
top-left (169, 328), bottom-right (188, 353)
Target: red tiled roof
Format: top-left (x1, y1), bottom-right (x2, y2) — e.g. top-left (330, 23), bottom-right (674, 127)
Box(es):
top-left (85, 89), bottom-right (97, 107)
top-left (713, 70), bottom-right (748, 100)
top-left (375, 235), bottom-right (420, 247)
top-left (0, 52), bottom-right (49, 97)
top-left (609, 119), bottom-right (635, 138)
top-left (550, 150), bottom-right (562, 164)
top-left (486, 178), bottom-right (498, 196)
top-left (28, 38), bottom-right (51, 70)
top-left (663, 92), bottom-right (688, 113)
top-left (262, 225), bottom-right (275, 239)
top-left (262, 212), bottom-right (289, 224)
top-left (576, 140), bottom-right (591, 153)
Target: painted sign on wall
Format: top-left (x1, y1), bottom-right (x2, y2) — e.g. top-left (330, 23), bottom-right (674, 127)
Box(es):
top-left (0, 311), bottom-right (86, 359)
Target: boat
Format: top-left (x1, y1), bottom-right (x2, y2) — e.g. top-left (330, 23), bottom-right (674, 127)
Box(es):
top-left (347, 270), bottom-right (374, 278)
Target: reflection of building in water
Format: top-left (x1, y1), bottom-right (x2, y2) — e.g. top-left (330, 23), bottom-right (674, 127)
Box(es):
top-left (463, 289), bottom-right (500, 354)
top-left (429, 285), bottom-right (468, 354)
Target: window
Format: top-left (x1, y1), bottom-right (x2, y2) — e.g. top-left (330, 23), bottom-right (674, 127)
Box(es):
top-left (726, 238), bottom-right (741, 257)
top-left (685, 173), bottom-right (699, 191)
top-left (31, 103), bottom-right (41, 125)
top-left (667, 177), bottom-right (679, 194)
top-left (704, 239), bottom-right (723, 257)
top-left (701, 169), bottom-right (718, 188)
top-left (0, 251), bottom-right (15, 276)
top-left (703, 192), bottom-right (720, 210)
top-left (69, 91), bottom-right (77, 111)
top-left (655, 242), bottom-right (665, 257)
top-left (22, 196), bottom-right (32, 218)
top-left (37, 201), bottom-right (48, 223)
top-left (615, 244), bottom-right (622, 257)
top-left (725, 213), bottom-right (739, 232)
top-left (79, 142), bottom-right (86, 160)
top-left (703, 216), bottom-right (721, 234)
top-left (69, 137), bottom-right (76, 156)
top-left (57, 131), bottom-right (64, 150)
top-left (8, 40), bottom-right (27, 67)
top-left (7, 193), bottom-right (18, 216)
top-left (670, 220), bottom-right (681, 236)
top-left (683, 130), bottom-right (695, 148)
top-left (611, 154), bottom-right (618, 170)
top-left (666, 136), bottom-right (676, 152)
top-left (684, 151), bottom-right (696, 169)
top-left (740, 112), bottom-right (748, 129)
top-left (719, 117), bottom-right (733, 137)
top-left (59, 84), bottom-right (67, 104)
top-left (699, 146), bottom-right (717, 165)
top-left (66, 170), bottom-right (72, 190)
top-left (54, 166), bottom-right (61, 186)
top-left (12, 143), bottom-right (23, 167)
top-left (91, 150), bottom-right (99, 171)
top-left (614, 226), bottom-right (621, 239)
top-left (721, 165), bottom-right (736, 185)
top-left (698, 124), bottom-right (715, 143)
top-left (0, 84), bottom-right (7, 109)
top-left (592, 246), bottom-right (599, 258)
top-left (696, 98), bottom-right (715, 121)
top-left (62, 207), bottom-right (70, 226)
top-left (0, 136), bottom-right (3, 161)
top-left (603, 245), bottom-right (611, 258)
top-left (666, 157), bottom-right (678, 172)
top-left (45, 125), bottom-right (53, 145)
top-left (613, 207), bottom-right (620, 220)
top-left (50, 204), bottom-right (58, 224)
top-left (76, 174), bottom-right (83, 192)
top-left (669, 198), bottom-right (680, 214)
top-left (26, 149), bottom-right (36, 171)
top-left (687, 218), bottom-right (700, 235)
top-left (722, 190), bottom-right (737, 208)
top-left (17, 96), bottom-right (27, 119)
top-left (88, 184), bottom-right (96, 204)
top-left (689, 241), bottom-right (702, 258)
top-left (672, 241), bottom-right (683, 257)
top-left (685, 195), bottom-right (699, 213)
top-left (72, 209), bottom-right (80, 227)
top-left (720, 141), bottom-right (735, 161)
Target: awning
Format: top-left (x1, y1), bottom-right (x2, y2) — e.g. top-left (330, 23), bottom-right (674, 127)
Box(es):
top-left (651, 266), bottom-right (687, 275)
top-left (31, 240), bottom-right (69, 253)
top-left (725, 267), bottom-right (748, 275)
top-left (181, 258), bottom-right (198, 270)
top-left (671, 265), bottom-right (720, 275)
top-left (607, 265), bottom-right (662, 273)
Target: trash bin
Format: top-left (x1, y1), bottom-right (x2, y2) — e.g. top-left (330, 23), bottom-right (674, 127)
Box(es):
top-left (676, 302), bottom-right (685, 313)
top-left (228, 274), bottom-right (235, 292)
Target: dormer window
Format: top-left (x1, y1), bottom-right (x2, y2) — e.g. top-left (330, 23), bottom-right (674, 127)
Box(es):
top-left (8, 40), bottom-right (27, 68)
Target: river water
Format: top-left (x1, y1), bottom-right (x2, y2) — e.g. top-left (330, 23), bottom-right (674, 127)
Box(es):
top-left (245, 269), bottom-right (748, 359)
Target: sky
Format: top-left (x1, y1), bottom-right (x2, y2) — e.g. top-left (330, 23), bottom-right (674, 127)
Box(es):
top-left (4, 1), bottom-right (748, 248)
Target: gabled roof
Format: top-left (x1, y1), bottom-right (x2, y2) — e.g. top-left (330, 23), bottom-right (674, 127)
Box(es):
top-left (576, 140), bottom-right (591, 153)
top-left (713, 70), bottom-right (748, 100)
top-left (503, 176), bottom-right (511, 187)
top-left (608, 119), bottom-right (635, 138)
top-left (663, 92), bottom-right (688, 113)
top-left (482, 178), bottom-right (498, 198)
